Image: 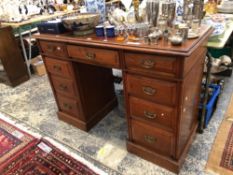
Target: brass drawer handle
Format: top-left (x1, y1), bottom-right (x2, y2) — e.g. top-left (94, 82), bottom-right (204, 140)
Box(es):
top-left (141, 59), bottom-right (155, 69)
top-left (144, 135), bottom-right (157, 144)
top-left (86, 52), bottom-right (96, 60)
top-left (59, 84), bottom-right (68, 91)
top-left (144, 111), bottom-right (156, 119)
top-left (63, 103), bottom-right (72, 110)
top-left (56, 46), bottom-right (61, 51)
top-left (142, 86), bottom-right (156, 96)
top-left (53, 65), bottom-right (62, 71)
top-left (47, 45), bottom-right (61, 52)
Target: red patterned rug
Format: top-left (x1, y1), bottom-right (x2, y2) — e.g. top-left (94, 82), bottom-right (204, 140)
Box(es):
top-left (220, 123), bottom-right (233, 171)
top-left (1, 139), bottom-right (100, 175)
top-left (0, 118), bottom-right (37, 169)
top-left (0, 114), bottom-right (106, 175)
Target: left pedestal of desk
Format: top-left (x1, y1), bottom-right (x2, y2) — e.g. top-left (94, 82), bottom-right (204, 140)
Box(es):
top-left (0, 26), bottom-right (29, 87)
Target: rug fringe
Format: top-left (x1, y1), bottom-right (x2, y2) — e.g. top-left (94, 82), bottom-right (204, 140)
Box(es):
top-left (44, 137), bottom-right (108, 175)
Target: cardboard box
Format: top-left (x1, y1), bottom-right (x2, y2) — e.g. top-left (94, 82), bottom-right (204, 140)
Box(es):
top-left (30, 56), bottom-right (46, 76)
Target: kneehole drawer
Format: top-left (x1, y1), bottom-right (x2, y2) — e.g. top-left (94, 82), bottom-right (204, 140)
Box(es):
top-left (67, 45), bottom-right (120, 68)
top-left (131, 119), bottom-right (174, 156)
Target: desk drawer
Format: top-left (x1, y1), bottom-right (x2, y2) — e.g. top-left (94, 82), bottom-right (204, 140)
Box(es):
top-left (45, 57), bottom-right (73, 78)
top-left (126, 74), bottom-right (177, 106)
top-left (131, 119), bottom-right (174, 156)
top-left (67, 45), bottom-right (120, 68)
top-left (51, 75), bottom-right (77, 98)
top-left (40, 41), bottom-right (68, 57)
top-left (129, 96), bottom-right (174, 130)
top-left (125, 52), bottom-right (177, 76)
top-left (57, 95), bottom-right (81, 119)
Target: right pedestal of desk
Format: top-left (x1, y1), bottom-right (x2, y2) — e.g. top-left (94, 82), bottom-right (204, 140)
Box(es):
top-left (124, 47), bottom-right (206, 173)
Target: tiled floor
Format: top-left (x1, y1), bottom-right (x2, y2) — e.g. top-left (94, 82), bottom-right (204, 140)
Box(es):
top-left (0, 74), bottom-right (232, 175)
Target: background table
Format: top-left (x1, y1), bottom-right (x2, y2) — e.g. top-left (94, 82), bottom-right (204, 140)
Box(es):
top-left (1, 10), bottom-right (78, 77)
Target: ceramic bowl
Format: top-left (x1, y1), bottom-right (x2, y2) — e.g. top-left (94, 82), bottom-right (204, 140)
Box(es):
top-left (62, 13), bottom-right (100, 32)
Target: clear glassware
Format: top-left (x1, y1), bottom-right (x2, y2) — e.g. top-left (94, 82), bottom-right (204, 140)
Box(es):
top-left (146, 0), bottom-right (160, 27)
top-left (193, 0), bottom-right (204, 21)
top-left (157, 15), bottom-right (168, 32)
top-left (183, 0), bottom-right (195, 28)
top-left (161, 0), bottom-right (176, 27)
top-left (115, 26), bottom-right (125, 42)
top-left (103, 27), bottom-right (108, 42)
top-left (134, 23), bottom-right (150, 41)
top-left (191, 19), bottom-right (200, 34)
top-left (128, 25), bottom-right (136, 41)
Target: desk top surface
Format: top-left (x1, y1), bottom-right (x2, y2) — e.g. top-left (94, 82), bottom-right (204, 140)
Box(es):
top-left (34, 25), bottom-right (213, 57)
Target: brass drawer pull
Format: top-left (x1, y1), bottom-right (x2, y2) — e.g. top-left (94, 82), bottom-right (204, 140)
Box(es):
top-left (47, 45), bottom-right (61, 52)
top-left (141, 59), bottom-right (155, 69)
top-left (144, 111), bottom-right (156, 119)
top-left (53, 65), bottom-right (62, 71)
top-left (142, 86), bottom-right (156, 96)
top-left (59, 84), bottom-right (68, 91)
top-left (86, 52), bottom-right (96, 60)
top-left (63, 103), bottom-right (72, 110)
top-left (144, 135), bottom-right (157, 144)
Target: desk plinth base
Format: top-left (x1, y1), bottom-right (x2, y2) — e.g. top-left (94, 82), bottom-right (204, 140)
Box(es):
top-left (127, 123), bottom-right (198, 174)
top-left (57, 97), bottom-right (118, 131)
top-left (127, 141), bottom-right (180, 173)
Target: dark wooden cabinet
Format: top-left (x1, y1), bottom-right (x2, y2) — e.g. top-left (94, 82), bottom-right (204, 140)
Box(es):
top-left (35, 26), bottom-right (212, 173)
top-left (0, 26), bottom-right (29, 86)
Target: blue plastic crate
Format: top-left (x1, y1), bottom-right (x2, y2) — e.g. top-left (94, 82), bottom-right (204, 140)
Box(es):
top-left (199, 84), bottom-right (221, 127)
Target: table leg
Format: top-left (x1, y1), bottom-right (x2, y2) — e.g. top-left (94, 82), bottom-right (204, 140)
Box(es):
top-left (18, 27), bottom-right (31, 77)
top-left (198, 52), bottom-right (212, 133)
top-left (28, 26), bottom-right (32, 69)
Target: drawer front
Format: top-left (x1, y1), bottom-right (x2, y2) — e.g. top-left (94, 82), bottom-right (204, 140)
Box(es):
top-left (51, 76), bottom-right (77, 98)
top-left (125, 52), bottom-right (177, 76)
top-left (57, 95), bottom-right (82, 119)
top-left (131, 119), bottom-right (174, 156)
top-left (45, 57), bottom-right (73, 78)
top-left (40, 41), bottom-right (68, 57)
top-left (127, 74), bottom-right (177, 106)
top-left (129, 96), bottom-right (174, 130)
top-left (67, 45), bottom-right (120, 68)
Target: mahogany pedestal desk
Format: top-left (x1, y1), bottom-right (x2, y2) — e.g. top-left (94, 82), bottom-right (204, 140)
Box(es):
top-left (35, 26), bottom-right (212, 173)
